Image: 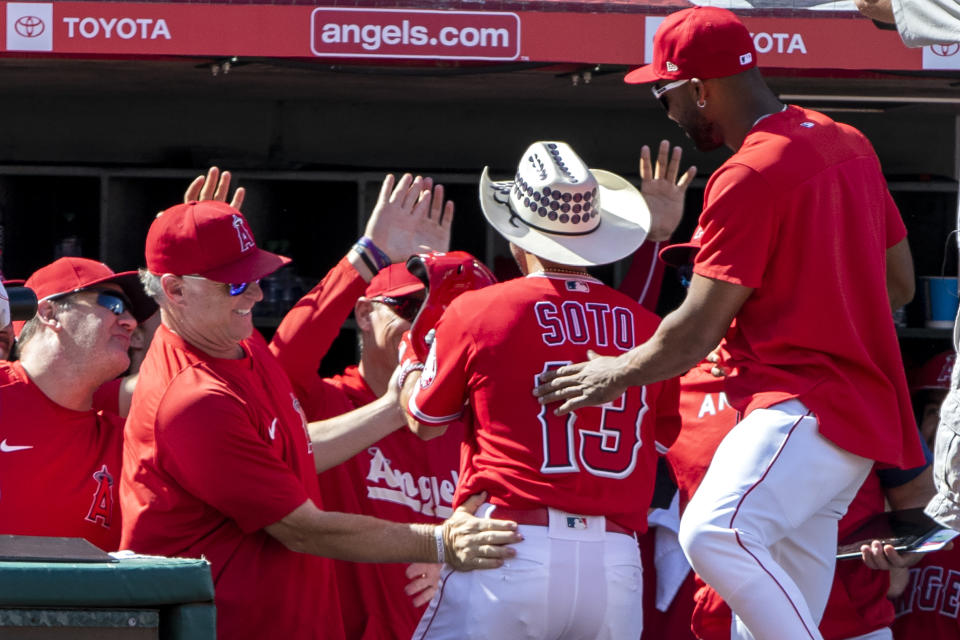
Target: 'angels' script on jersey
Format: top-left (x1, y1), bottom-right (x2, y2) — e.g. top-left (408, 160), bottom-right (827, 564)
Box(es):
top-left (535, 301), bottom-right (636, 350)
top-left (365, 447), bottom-right (456, 519)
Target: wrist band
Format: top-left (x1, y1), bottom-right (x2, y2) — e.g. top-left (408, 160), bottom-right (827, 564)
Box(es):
top-left (351, 243), bottom-right (380, 276)
top-left (397, 361), bottom-right (424, 390)
top-left (434, 525), bottom-right (445, 564)
top-left (355, 236), bottom-right (391, 272)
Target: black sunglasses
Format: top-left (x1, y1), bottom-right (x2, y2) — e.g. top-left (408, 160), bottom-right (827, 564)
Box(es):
top-left (94, 291), bottom-right (134, 316)
top-left (676, 264), bottom-right (694, 289)
top-left (374, 295), bottom-right (423, 322)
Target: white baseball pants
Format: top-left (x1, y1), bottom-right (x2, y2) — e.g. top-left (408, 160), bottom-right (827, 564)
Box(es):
top-left (679, 399), bottom-right (872, 640)
top-left (411, 506), bottom-right (644, 640)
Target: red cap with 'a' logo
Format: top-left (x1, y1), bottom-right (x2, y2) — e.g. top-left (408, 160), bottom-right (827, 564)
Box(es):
top-left (624, 7), bottom-right (757, 85)
top-left (145, 201), bottom-right (291, 283)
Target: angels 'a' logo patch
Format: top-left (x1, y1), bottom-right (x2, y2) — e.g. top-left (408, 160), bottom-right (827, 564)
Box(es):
top-left (85, 464), bottom-right (114, 528)
top-left (232, 214), bottom-right (255, 252)
top-left (420, 340), bottom-right (438, 388)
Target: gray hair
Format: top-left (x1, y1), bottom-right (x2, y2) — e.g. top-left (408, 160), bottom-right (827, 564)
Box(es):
top-left (17, 297), bottom-right (73, 351)
top-left (138, 269), bottom-right (165, 303)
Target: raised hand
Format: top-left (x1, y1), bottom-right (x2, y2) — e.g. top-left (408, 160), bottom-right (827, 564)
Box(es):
top-left (640, 141), bottom-right (696, 242)
top-left (184, 166), bottom-right (245, 210)
top-left (364, 174), bottom-right (454, 264)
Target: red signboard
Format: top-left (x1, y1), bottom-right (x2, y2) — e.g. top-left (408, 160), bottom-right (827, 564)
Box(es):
top-left (0, 1), bottom-right (952, 71)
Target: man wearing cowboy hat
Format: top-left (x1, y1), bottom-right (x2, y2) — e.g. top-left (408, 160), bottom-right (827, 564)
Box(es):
top-left (397, 140), bottom-right (683, 639)
top-left (0, 257), bottom-right (156, 551)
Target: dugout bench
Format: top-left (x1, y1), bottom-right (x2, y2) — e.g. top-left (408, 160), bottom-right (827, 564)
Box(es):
top-left (0, 536), bottom-right (215, 640)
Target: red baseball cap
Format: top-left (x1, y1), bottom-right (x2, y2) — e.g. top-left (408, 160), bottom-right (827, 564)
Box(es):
top-left (659, 225), bottom-right (704, 267)
top-left (146, 201), bottom-right (291, 284)
top-left (625, 7), bottom-right (757, 85)
top-left (365, 264), bottom-right (425, 298)
top-left (24, 257), bottom-right (157, 323)
top-left (911, 351), bottom-right (956, 393)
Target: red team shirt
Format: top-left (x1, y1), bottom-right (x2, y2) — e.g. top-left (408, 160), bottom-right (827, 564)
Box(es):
top-left (669, 361), bottom-right (896, 639)
top-left (120, 325), bottom-right (343, 640)
top-left (270, 256), bottom-right (464, 640)
top-left (694, 105), bottom-right (924, 470)
top-left (0, 361), bottom-right (123, 551)
top-left (891, 542), bottom-right (960, 639)
top-left (408, 273), bottom-right (681, 533)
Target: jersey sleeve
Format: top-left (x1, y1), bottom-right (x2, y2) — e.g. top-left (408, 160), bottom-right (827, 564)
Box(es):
top-left (157, 379), bottom-right (311, 534)
top-left (694, 165), bottom-right (778, 290)
top-left (406, 303), bottom-right (472, 426)
top-left (269, 255), bottom-right (366, 403)
top-left (654, 376), bottom-right (682, 454)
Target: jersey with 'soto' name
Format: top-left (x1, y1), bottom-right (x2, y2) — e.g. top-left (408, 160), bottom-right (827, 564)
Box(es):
top-left (408, 273), bottom-right (681, 533)
top-left (0, 361), bottom-right (123, 551)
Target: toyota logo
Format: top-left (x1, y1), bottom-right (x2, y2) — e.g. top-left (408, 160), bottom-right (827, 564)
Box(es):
top-left (932, 43), bottom-right (960, 56)
top-left (14, 15), bottom-right (45, 38)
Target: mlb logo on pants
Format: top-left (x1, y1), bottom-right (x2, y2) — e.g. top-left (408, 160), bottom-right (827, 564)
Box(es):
top-left (566, 516), bottom-right (588, 530)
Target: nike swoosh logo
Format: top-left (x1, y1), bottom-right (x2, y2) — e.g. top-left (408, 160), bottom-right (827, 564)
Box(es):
top-left (268, 419), bottom-right (277, 441)
top-left (0, 439), bottom-right (33, 452)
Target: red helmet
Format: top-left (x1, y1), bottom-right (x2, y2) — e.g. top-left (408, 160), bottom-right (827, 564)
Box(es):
top-left (404, 251), bottom-right (497, 360)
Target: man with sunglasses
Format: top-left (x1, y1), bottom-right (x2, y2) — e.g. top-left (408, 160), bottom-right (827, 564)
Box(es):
top-left (120, 198), bottom-right (520, 640)
top-left (534, 7), bottom-right (922, 640)
top-left (266, 172), bottom-right (471, 640)
top-left (0, 257), bottom-right (156, 551)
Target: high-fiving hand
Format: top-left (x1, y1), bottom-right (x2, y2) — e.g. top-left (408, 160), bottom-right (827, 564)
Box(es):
top-left (640, 140), bottom-right (696, 242)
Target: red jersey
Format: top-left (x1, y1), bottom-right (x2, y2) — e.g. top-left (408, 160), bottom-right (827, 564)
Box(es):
top-left (0, 361), bottom-right (123, 551)
top-left (120, 325), bottom-right (343, 640)
top-left (891, 542), bottom-right (960, 639)
top-left (669, 363), bottom-right (894, 639)
top-left (92, 377), bottom-right (122, 416)
top-left (270, 257), bottom-right (464, 640)
top-left (694, 105), bottom-right (923, 469)
top-left (407, 272), bottom-right (681, 533)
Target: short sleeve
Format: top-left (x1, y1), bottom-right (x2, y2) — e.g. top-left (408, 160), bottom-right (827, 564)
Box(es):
top-left (157, 380), bottom-right (310, 533)
top-left (407, 303), bottom-right (472, 426)
top-left (695, 165), bottom-right (777, 289)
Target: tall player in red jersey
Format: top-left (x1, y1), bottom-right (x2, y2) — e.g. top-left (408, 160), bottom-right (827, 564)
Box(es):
top-left (536, 8), bottom-right (924, 640)
top-left (399, 141), bottom-right (684, 639)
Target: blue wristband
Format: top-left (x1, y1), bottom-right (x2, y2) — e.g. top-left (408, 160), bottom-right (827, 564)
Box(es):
top-left (356, 236), bottom-right (391, 271)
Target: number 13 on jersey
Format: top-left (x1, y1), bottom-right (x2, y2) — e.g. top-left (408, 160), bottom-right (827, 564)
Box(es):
top-left (536, 361), bottom-right (648, 480)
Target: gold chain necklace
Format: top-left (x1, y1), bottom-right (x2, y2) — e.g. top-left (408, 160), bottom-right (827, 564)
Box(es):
top-left (535, 268), bottom-right (590, 277)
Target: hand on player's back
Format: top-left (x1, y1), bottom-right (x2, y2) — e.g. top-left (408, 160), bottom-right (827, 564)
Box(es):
top-left (533, 350), bottom-right (629, 415)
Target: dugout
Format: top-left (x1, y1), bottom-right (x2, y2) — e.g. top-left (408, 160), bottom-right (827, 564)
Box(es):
top-left (0, 0), bottom-right (956, 374)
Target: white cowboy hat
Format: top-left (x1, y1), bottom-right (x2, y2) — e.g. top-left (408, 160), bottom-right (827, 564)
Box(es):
top-left (479, 141), bottom-right (650, 267)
